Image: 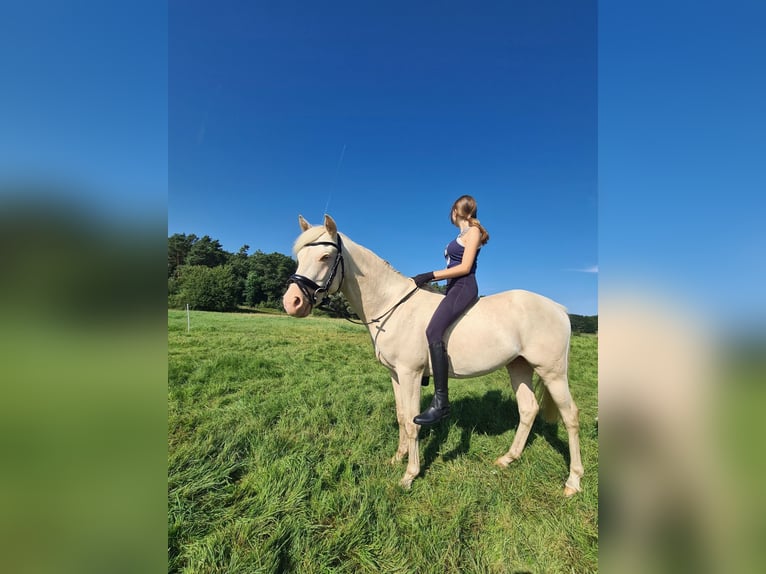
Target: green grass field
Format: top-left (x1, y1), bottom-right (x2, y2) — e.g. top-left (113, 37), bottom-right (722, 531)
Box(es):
top-left (169, 310), bottom-right (598, 573)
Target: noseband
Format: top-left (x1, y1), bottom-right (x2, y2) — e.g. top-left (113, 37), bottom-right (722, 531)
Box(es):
top-left (288, 235), bottom-right (345, 307)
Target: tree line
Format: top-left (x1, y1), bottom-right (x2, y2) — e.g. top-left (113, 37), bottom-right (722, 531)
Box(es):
top-left (568, 314), bottom-right (598, 334)
top-left (168, 233), bottom-right (297, 312)
top-left (168, 233), bottom-right (598, 333)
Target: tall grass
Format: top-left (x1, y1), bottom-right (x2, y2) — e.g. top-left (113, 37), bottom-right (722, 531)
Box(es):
top-left (169, 310), bottom-right (598, 573)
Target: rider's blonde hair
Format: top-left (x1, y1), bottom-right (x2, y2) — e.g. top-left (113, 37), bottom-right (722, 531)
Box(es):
top-left (451, 195), bottom-right (489, 245)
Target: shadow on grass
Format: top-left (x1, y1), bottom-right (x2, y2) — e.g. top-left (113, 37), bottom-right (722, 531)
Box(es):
top-left (230, 305), bottom-right (285, 315)
top-left (416, 390), bottom-right (570, 478)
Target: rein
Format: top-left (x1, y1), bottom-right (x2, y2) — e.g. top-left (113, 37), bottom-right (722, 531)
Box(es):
top-left (288, 234), bottom-right (419, 326)
top-left (341, 285), bottom-right (419, 326)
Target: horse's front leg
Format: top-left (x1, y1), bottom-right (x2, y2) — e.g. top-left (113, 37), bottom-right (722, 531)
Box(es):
top-left (393, 367), bottom-right (422, 489)
top-left (390, 372), bottom-right (409, 464)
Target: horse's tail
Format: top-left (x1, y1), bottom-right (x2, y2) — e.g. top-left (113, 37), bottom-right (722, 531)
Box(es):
top-left (539, 384), bottom-right (560, 424)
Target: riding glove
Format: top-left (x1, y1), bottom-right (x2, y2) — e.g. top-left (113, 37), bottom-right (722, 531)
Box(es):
top-left (411, 272), bottom-right (435, 287)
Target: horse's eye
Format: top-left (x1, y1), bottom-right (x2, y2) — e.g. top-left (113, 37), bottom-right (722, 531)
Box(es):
top-left (320, 253), bottom-right (331, 261)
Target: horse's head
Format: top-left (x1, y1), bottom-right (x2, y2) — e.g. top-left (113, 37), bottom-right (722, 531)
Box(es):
top-left (283, 214), bottom-right (344, 317)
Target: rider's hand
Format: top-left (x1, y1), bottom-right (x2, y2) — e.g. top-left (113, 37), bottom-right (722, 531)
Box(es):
top-left (411, 272), bottom-right (435, 287)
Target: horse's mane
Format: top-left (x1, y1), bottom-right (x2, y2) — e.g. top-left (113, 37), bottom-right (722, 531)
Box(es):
top-left (293, 227), bottom-right (407, 281)
top-left (352, 240), bottom-right (408, 279)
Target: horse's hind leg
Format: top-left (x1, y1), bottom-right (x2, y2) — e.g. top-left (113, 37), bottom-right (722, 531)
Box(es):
top-left (538, 368), bottom-right (584, 497)
top-left (495, 357), bottom-right (538, 468)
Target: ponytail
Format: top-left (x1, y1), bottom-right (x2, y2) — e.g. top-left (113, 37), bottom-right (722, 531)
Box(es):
top-left (468, 216), bottom-right (490, 246)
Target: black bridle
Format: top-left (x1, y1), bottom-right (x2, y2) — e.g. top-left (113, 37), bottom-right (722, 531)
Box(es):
top-left (288, 233), bottom-right (419, 325)
top-left (287, 235), bottom-right (345, 308)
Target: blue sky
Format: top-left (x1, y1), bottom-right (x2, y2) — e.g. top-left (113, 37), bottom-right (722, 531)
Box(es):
top-left (599, 1), bottom-right (765, 329)
top-left (168, 0), bottom-right (598, 315)
top-left (0, 1), bottom-right (167, 218)
top-left (2, 2), bottom-right (762, 324)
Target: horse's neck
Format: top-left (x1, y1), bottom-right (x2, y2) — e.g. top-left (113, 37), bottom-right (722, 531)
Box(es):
top-left (340, 235), bottom-right (412, 322)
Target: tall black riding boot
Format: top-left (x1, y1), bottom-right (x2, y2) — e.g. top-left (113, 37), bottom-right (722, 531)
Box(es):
top-left (414, 341), bottom-right (450, 425)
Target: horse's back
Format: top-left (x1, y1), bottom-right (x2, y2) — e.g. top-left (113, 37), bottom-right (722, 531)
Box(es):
top-left (461, 289), bottom-right (569, 331)
top-left (487, 289), bottom-right (568, 327)
top-left (446, 289), bottom-right (570, 374)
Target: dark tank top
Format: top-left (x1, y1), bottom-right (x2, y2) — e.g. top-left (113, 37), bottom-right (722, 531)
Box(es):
top-left (444, 236), bottom-right (479, 274)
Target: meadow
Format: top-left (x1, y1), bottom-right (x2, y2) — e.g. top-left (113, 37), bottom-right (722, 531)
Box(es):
top-left (168, 310), bottom-right (598, 573)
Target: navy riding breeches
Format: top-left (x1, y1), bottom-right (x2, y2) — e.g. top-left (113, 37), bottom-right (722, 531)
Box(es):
top-left (425, 274), bottom-right (478, 345)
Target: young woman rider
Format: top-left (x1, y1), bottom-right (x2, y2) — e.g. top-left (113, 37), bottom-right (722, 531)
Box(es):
top-left (410, 195), bottom-right (490, 425)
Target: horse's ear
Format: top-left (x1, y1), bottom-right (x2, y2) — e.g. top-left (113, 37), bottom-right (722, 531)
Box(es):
top-left (298, 215), bottom-right (311, 231)
top-left (324, 214), bottom-right (337, 237)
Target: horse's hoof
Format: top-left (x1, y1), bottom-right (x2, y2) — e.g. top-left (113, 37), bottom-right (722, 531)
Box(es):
top-left (494, 456), bottom-right (514, 468)
top-left (563, 485), bottom-right (579, 497)
top-left (390, 453), bottom-right (405, 465)
top-left (399, 475), bottom-right (415, 489)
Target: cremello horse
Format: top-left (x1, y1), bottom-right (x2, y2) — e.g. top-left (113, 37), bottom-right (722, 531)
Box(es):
top-left (283, 215), bottom-right (583, 496)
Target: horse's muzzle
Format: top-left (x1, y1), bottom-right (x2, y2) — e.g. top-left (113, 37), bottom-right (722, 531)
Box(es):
top-left (282, 283), bottom-right (312, 317)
